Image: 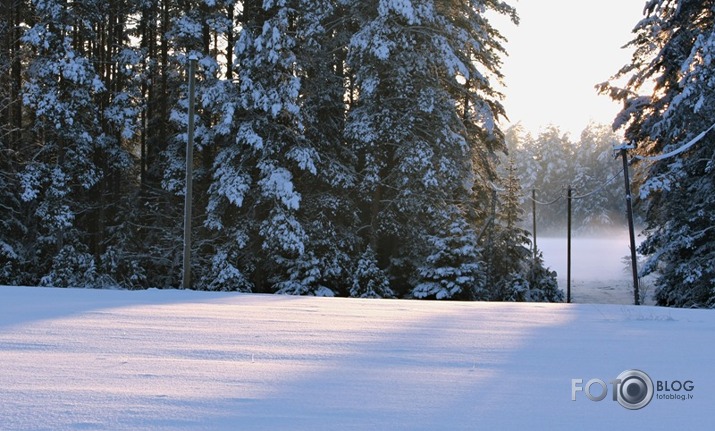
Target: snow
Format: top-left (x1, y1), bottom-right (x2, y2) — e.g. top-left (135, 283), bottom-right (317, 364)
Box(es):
top-left (258, 165), bottom-right (300, 210)
top-left (1, 286), bottom-right (712, 430)
top-left (379, 0), bottom-right (418, 24)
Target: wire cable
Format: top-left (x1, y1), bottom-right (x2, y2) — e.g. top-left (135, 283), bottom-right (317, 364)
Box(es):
top-left (633, 121), bottom-right (715, 162)
top-left (572, 168), bottom-right (623, 200)
top-left (526, 190), bottom-right (564, 206)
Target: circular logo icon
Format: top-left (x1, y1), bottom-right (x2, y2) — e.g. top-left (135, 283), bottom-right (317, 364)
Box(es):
top-left (616, 369), bottom-right (654, 410)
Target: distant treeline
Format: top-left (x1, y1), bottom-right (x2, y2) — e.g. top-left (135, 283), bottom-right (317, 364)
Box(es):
top-left (504, 123), bottom-right (642, 235)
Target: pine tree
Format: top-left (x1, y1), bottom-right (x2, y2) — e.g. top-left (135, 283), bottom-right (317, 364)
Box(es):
top-left (601, 0), bottom-right (715, 307)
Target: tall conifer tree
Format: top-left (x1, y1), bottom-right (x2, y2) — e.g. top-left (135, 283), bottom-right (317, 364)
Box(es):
top-left (345, 0), bottom-right (516, 298)
top-left (602, 0), bottom-right (715, 307)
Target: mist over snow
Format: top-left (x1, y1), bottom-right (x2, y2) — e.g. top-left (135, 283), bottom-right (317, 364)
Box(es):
top-left (537, 230), bottom-right (650, 304)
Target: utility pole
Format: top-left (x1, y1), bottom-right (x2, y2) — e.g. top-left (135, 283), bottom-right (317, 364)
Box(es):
top-left (532, 189), bottom-right (537, 284)
top-left (615, 145), bottom-right (640, 305)
top-left (532, 189), bottom-right (537, 261)
top-left (566, 185), bottom-right (572, 304)
top-left (182, 55), bottom-right (198, 289)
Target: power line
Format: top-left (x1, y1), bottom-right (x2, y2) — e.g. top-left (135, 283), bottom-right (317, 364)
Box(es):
top-left (524, 165), bottom-right (623, 204)
top-left (526, 190), bottom-right (563, 206)
top-left (632, 121), bottom-right (715, 162)
top-left (572, 168), bottom-right (623, 200)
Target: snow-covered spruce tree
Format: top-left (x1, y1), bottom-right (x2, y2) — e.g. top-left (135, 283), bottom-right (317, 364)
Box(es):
top-left (20, 0), bottom-right (156, 288)
top-left (93, 1), bottom-right (153, 288)
top-left (504, 124), bottom-right (538, 192)
top-left (203, 0), bottom-right (322, 293)
top-left (490, 159), bottom-right (562, 302)
top-left (290, 0), bottom-right (365, 297)
top-left (345, 0), bottom-right (516, 298)
top-left (350, 247), bottom-right (394, 298)
top-left (20, 0), bottom-right (115, 287)
top-left (489, 158), bottom-right (529, 297)
top-left (413, 214), bottom-right (488, 300)
top-left (100, 0), bottom-right (180, 289)
top-left (601, 0), bottom-right (715, 307)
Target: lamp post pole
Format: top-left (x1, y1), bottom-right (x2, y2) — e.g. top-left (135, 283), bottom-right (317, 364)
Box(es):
top-left (182, 55), bottom-right (198, 289)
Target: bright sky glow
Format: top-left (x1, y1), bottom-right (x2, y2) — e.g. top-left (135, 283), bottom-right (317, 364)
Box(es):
top-left (492, 0), bottom-right (646, 137)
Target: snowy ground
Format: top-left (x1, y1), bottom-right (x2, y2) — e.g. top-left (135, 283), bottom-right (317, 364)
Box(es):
top-left (1, 286), bottom-right (712, 430)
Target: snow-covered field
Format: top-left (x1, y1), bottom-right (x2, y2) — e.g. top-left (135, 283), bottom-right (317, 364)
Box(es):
top-left (1, 286), bottom-right (712, 430)
top-left (538, 233), bottom-right (651, 305)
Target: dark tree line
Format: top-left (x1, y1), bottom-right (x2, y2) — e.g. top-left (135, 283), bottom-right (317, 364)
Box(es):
top-left (0, 0), bottom-right (562, 302)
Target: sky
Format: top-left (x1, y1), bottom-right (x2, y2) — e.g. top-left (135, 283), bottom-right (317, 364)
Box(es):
top-left (492, 0), bottom-right (647, 137)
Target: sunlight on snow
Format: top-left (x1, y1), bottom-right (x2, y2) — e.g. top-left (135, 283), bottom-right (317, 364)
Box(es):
top-left (0, 289), bottom-right (578, 429)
